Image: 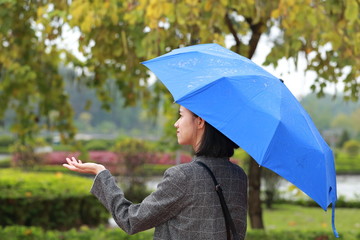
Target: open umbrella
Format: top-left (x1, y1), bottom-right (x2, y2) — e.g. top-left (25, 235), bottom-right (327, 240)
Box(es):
top-left (142, 43), bottom-right (338, 237)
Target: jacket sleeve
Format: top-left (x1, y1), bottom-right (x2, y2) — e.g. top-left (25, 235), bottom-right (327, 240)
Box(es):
top-left (90, 166), bottom-right (187, 234)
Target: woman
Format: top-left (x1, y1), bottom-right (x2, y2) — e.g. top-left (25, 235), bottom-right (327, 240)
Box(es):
top-left (63, 105), bottom-right (248, 240)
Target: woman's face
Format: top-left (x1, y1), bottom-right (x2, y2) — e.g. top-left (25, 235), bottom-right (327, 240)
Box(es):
top-left (174, 106), bottom-right (204, 150)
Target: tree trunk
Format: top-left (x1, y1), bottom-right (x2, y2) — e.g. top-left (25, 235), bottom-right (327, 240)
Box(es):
top-left (225, 12), bottom-right (266, 230)
top-left (248, 157), bottom-right (264, 229)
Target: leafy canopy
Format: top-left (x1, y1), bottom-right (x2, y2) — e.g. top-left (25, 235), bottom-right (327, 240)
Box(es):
top-left (0, 0), bottom-right (359, 146)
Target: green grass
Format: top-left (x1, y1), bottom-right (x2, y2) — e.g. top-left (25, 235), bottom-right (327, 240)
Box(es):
top-left (262, 204), bottom-right (360, 233)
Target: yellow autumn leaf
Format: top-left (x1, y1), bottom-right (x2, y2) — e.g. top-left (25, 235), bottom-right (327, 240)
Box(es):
top-left (271, 8), bottom-right (280, 19)
top-left (220, 0), bottom-right (228, 6)
top-left (185, 0), bottom-right (196, 6)
top-left (37, 6), bottom-right (45, 19)
top-left (204, 1), bottom-right (212, 11)
top-left (110, 11), bottom-right (119, 24)
top-left (70, 1), bottom-right (87, 23)
top-left (345, 0), bottom-right (358, 22)
top-left (81, 12), bottom-right (94, 33)
top-left (163, 2), bottom-right (173, 15)
top-left (146, 4), bottom-right (156, 19)
top-left (286, 0), bottom-right (296, 7)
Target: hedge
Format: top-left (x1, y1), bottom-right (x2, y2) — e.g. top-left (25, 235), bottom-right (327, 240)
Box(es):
top-left (0, 169), bottom-right (109, 230)
top-left (0, 226), bottom-right (357, 240)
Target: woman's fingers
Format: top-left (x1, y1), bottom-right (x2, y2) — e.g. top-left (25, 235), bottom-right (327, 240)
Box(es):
top-left (63, 157), bottom-right (84, 172)
top-left (63, 156), bottom-right (105, 175)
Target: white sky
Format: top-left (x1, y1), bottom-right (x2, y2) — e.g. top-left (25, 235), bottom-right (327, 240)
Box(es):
top-left (250, 36), bottom-right (314, 99)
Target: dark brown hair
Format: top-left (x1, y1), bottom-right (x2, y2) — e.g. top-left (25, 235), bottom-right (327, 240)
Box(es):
top-left (193, 113), bottom-right (239, 158)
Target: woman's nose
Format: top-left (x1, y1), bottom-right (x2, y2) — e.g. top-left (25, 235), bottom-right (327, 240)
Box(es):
top-left (174, 120), bottom-right (179, 128)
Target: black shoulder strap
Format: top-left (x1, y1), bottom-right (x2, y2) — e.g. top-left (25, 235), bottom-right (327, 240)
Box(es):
top-left (195, 161), bottom-right (240, 240)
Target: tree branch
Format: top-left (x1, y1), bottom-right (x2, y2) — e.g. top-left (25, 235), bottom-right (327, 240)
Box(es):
top-left (224, 12), bottom-right (241, 53)
top-left (246, 17), bottom-right (265, 59)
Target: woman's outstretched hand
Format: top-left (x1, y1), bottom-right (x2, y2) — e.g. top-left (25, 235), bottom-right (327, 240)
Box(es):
top-left (63, 157), bottom-right (106, 175)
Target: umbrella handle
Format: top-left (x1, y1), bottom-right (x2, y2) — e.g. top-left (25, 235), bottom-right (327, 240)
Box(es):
top-left (332, 200), bottom-right (339, 238)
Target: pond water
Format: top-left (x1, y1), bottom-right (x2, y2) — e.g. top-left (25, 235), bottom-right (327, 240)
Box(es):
top-left (0, 154), bottom-right (9, 160)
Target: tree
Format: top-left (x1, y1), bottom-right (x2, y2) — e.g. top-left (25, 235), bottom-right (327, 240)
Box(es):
top-left (0, 1), bottom-right (79, 165)
top-left (1, 0), bottom-right (359, 229)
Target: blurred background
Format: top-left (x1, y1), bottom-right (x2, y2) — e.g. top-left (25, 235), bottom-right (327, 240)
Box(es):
top-left (0, 0), bottom-right (359, 239)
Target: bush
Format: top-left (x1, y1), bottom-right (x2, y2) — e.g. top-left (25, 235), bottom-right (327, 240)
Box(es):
top-left (85, 139), bottom-right (112, 151)
top-left (0, 225), bottom-right (154, 240)
top-left (0, 169), bottom-right (109, 230)
top-left (0, 226), bottom-right (356, 240)
top-left (0, 135), bottom-right (14, 148)
top-left (0, 158), bottom-right (11, 168)
top-left (343, 139), bottom-right (360, 157)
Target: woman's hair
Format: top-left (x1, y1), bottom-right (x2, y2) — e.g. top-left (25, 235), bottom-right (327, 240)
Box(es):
top-left (193, 113), bottom-right (239, 158)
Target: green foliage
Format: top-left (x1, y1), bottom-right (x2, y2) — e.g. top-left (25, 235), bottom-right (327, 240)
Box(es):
top-left (337, 130), bottom-right (351, 148)
top-left (122, 179), bottom-right (152, 204)
top-left (141, 164), bottom-right (171, 177)
top-left (0, 226), bottom-right (358, 240)
top-left (0, 226), bottom-right (154, 240)
top-left (85, 139), bottom-right (112, 151)
top-left (0, 135), bottom-right (14, 153)
top-left (300, 93), bottom-right (360, 132)
top-left (113, 138), bottom-right (154, 203)
top-left (0, 158), bottom-right (11, 168)
top-left (10, 144), bottom-right (45, 168)
top-left (343, 140), bottom-right (360, 157)
top-left (331, 150), bottom-right (360, 174)
top-left (262, 168), bottom-right (281, 209)
top-left (0, 169), bottom-right (109, 230)
top-left (1, 0), bottom-right (358, 151)
top-left (0, 135), bottom-right (14, 147)
top-left (114, 138), bottom-right (153, 175)
top-left (0, 1), bottom-right (77, 148)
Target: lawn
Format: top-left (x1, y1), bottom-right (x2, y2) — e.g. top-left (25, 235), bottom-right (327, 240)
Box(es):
top-left (262, 204), bottom-right (360, 233)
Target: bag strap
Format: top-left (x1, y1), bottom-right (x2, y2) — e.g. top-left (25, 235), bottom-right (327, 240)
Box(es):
top-left (195, 161), bottom-right (240, 240)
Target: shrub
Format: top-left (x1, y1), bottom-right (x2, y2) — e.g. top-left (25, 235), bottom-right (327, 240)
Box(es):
top-left (85, 139), bottom-right (112, 151)
top-left (113, 138), bottom-right (153, 175)
top-left (0, 169), bottom-right (109, 230)
top-left (0, 135), bottom-right (14, 148)
top-left (0, 226), bottom-right (356, 240)
top-left (0, 225), bottom-right (153, 240)
top-left (343, 139), bottom-right (360, 157)
top-left (0, 158), bottom-right (11, 168)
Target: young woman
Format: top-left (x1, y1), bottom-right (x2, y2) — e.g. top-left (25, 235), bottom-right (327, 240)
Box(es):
top-left (63, 105), bottom-right (248, 240)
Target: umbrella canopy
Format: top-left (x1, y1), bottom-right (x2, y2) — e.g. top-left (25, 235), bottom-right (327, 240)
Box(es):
top-left (142, 43), bottom-right (338, 236)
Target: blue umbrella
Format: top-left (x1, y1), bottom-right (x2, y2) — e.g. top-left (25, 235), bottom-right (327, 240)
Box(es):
top-left (142, 43), bottom-right (338, 237)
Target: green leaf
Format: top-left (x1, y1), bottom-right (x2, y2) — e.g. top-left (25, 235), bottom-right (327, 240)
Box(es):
top-left (345, 0), bottom-right (358, 22)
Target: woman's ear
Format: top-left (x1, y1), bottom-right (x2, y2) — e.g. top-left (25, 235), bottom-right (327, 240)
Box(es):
top-left (197, 117), bottom-right (205, 129)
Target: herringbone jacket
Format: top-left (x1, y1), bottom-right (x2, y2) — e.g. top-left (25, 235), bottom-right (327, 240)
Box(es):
top-left (91, 156), bottom-right (248, 240)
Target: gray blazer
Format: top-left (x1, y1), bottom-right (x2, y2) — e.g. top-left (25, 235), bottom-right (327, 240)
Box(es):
top-left (91, 156), bottom-right (248, 240)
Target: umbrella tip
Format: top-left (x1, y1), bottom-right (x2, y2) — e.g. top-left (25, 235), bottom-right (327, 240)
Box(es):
top-left (279, 79), bottom-right (284, 83)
